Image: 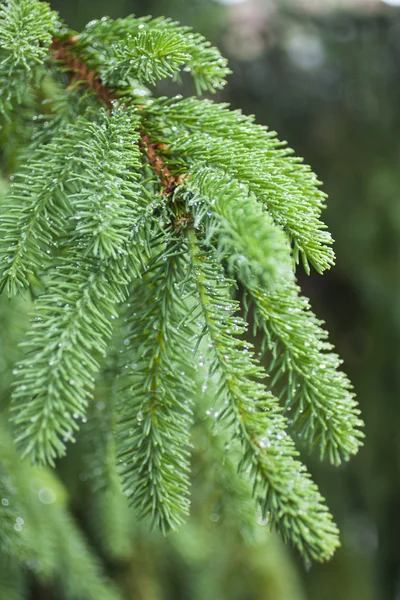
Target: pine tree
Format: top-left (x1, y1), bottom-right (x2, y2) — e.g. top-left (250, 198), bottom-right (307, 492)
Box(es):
top-left (0, 0), bottom-right (364, 592)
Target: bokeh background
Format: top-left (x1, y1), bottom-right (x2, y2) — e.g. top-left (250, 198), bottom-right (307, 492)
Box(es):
top-left (5, 0), bottom-right (400, 598)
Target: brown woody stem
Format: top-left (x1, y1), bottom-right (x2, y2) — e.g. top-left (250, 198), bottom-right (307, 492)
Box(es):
top-left (50, 36), bottom-right (182, 195)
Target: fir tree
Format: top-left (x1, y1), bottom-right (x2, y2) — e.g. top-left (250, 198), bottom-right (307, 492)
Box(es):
top-left (0, 0), bottom-right (364, 588)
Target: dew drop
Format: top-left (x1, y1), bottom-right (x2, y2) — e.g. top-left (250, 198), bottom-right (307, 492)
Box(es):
top-left (209, 513), bottom-right (220, 522)
top-left (38, 488), bottom-right (56, 504)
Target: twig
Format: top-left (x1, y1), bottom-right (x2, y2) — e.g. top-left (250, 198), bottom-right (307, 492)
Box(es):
top-left (50, 36), bottom-right (182, 195)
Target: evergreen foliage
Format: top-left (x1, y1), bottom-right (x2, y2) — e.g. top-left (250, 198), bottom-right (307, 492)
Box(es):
top-left (117, 240), bottom-right (195, 532)
top-left (145, 97), bottom-right (335, 273)
top-left (0, 421), bottom-right (124, 600)
top-left (0, 0), bottom-right (363, 573)
top-left (0, 0), bottom-right (59, 114)
top-left (76, 15), bottom-right (230, 93)
top-left (187, 236), bottom-right (340, 560)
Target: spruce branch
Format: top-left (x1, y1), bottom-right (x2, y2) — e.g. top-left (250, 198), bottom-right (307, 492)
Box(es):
top-left (183, 166), bottom-right (295, 288)
top-left (49, 36), bottom-right (183, 198)
top-left (50, 35), bottom-right (115, 108)
top-left (179, 168), bottom-right (363, 464)
top-left (81, 356), bottom-right (120, 494)
top-left (247, 282), bottom-right (364, 465)
top-left (103, 28), bottom-right (191, 87)
top-left (0, 106), bottom-right (149, 295)
top-left (117, 240), bottom-right (195, 533)
top-left (0, 148), bottom-right (70, 296)
top-left (140, 134), bottom-right (184, 195)
top-left (0, 0), bottom-right (60, 115)
top-left (0, 463), bottom-right (27, 560)
top-left (10, 251), bottom-right (141, 464)
top-left (0, 421), bottom-right (124, 600)
top-left (76, 15), bottom-right (230, 94)
top-left (86, 484), bottom-right (133, 563)
top-left (193, 396), bottom-right (261, 543)
top-left (51, 510), bottom-right (124, 600)
top-left (68, 106), bottom-right (147, 259)
top-left (0, 116), bottom-right (89, 296)
top-left (187, 229), bottom-right (339, 562)
top-left (0, 0), bottom-right (59, 72)
top-left (147, 96), bottom-right (334, 274)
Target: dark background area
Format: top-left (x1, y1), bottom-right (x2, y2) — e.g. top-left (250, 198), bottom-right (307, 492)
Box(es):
top-left (25, 0), bottom-right (400, 598)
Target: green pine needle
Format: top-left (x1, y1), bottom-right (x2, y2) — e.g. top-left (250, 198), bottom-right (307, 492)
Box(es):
top-left (68, 106), bottom-right (147, 259)
top-left (0, 0), bottom-right (59, 72)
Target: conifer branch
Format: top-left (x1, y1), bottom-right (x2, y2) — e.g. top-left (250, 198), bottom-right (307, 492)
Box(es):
top-left (0, 0), bottom-right (60, 115)
top-left (0, 420), bottom-right (124, 600)
top-left (147, 96), bottom-right (334, 274)
top-left (140, 135), bottom-right (184, 195)
top-left (50, 35), bottom-right (184, 197)
top-left (187, 229), bottom-right (339, 562)
top-left (11, 251), bottom-right (141, 464)
top-left (50, 35), bottom-right (115, 108)
top-left (183, 166), bottom-right (295, 288)
top-left (193, 400), bottom-right (260, 542)
top-left (247, 282), bottom-right (364, 464)
top-left (86, 484), bottom-right (133, 562)
top-left (0, 104), bottom-right (150, 295)
top-left (117, 241), bottom-right (195, 533)
top-left (68, 106), bottom-right (147, 259)
top-left (76, 15), bottom-right (230, 94)
top-left (0, 132), bottom-right (74, 296)
top-left (0, 462), bottom-right (27, 559)
top-left (0, 115), bottom-right (94, 296)
top-left (52, 510), bottom-right (124, 600)
top-left (0, 0), bottom-right (59, 71)
top-left (81, 355), bottom-right (120, 493)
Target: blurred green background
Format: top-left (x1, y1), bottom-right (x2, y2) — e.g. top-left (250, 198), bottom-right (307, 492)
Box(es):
top-left (5, 0), bottom-right (400, 598)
